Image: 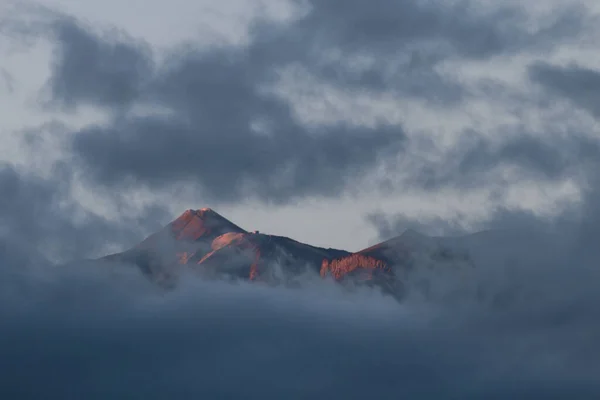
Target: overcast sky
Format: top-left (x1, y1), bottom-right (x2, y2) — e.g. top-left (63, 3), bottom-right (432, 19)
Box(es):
top-left (4, 1), bottom-right (600, 398)
top-left (2, 0), bottom-right (600, 256)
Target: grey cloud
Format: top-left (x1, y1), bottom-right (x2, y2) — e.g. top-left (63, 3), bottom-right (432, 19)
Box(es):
top-left (9, 0), bottom-right (591, 204)
top-left (367, 133), bottom-right (597, 240)
top-left (7, 0), bottom-right (594, 110)
top-left (2, 153), bottom-right (598, 398)
top-left (289, 0), bottom-right (584, 58)
top-left (458, 135), bottom-right (570, 180)
top-left (529, 62), bottom-right (600, 117)
top-left (365, 130), bottom-right (600, 251)
top-left (0, 161), bottom-right (168, 262)
top-left (0, 68), bottom-right (14, 93)
top-left (3, 150), bottom-right (598, 399)
top-left (366, 212), bottom-right (468, 238)
top-left (71, 115), bottom-right (404, 203)
top-left (1, 251), bottom-right (600, 399)
top-left (395, 129), bottom-right (600, 194)
top-left (367, 152), bottom-right (600, 263)
top-left (366, 206), bottom-right (573, 241)
top-left (47, 17), bottom-right (406, 203)
top-left (46, 16), bottom-right (154, 110)
top-left (251, 0), bottom-right (590, 101)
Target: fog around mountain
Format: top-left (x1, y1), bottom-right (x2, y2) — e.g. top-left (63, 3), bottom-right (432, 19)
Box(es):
top-left (2, 210), bottom-right (600, 399)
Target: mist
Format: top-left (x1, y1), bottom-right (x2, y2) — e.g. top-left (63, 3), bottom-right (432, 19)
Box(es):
top-left (1, 227), bottom-right (599, 399)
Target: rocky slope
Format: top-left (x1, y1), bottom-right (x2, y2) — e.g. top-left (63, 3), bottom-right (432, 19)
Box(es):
top-left (102, 208), bottom-right (350, 287)
top-left (101, 208), bottom-right (473, 298)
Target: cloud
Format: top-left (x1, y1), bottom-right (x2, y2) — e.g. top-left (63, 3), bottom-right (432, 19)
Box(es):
top-left (68, 37), bottom-right (405, 202)
top-left (1, 243), bottom-right (600, 399)
top-left (529, 62), bottom-right (600, 117)
top-left (420, 132), bottom-right (599, 191)
top-left (253, 0), bottom-right (590, 102)
top-left (15, 14), bottom-right (403, 204)
top-left (366, 56), bottom-right (600, 239)
top-left (0, 161), bottom-right (168, 262)
top-left (4, 0), bottom-right (593, 205)
top-left (289, 0), bottom-right (587, 58)
top-left (2, 150), bottom-right (600, 400)
top-left (0, 68), bottom-right (14, 93)
top-left (366, 142), bottom-right (590, 239)
top-left (2, 151), bottom-right (597, 399)
top-left (46, 15), bottom-right (154, 110)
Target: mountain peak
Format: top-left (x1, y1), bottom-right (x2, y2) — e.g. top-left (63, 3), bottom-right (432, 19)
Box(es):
top-left (180, 207), bottom-right (214, 217)
top-left (170, 208), bottom-right (246, 241)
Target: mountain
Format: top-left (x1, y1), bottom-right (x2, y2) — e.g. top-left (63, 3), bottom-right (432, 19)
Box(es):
top-left (320, 228), bottom-right (475, 298)
top-left (100, 208), bottom-right (476, 298)
top-left (102, 208), bottom-right (351, 287)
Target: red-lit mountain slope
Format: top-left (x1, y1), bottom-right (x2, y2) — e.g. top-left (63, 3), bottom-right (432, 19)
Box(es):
top-left (320, 228), bottom-right (474, 297)
top-left (101, 208), bottom-right (472, 297)
top-left (102, 208), bottom-right (350, 287)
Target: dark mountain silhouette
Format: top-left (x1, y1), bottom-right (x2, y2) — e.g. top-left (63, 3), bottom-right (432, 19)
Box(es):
top-left (101, 208), bottom-right (473, 298)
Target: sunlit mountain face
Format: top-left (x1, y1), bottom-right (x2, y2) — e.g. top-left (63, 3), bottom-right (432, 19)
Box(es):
top-left (99, 208), bottom-right (475, 300)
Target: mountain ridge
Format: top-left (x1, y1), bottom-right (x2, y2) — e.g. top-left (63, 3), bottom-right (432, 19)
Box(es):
top-left (100, 208), bottom-right (472, 298)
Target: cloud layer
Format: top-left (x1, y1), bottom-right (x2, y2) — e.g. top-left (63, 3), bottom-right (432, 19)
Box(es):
top-left (42, 13), bottom-right (408, 204)
top-left (6, 0), bottom-right (597, 206)
top-left (2, 233), bottom-right (600, 399)
top-left (2, 1), bottom-right (600, 397)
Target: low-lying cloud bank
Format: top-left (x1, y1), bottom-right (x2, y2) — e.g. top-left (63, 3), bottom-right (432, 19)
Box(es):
top-left (1, 231), bottom-right (599, 400)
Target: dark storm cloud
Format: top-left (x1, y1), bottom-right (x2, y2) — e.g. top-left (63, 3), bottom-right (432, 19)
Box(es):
top-left (12, 0), bottom-right (589, 204)
top-left (71, 115), bottom-right (404, 203)
top-left (45, 16), bottom-right (154, 110)
top-left (54, 19), bottom-right (406, 203)
top-left (1, 252), bottom-right (600, 399)
top-left (529, 62), bottom-right (600, 117)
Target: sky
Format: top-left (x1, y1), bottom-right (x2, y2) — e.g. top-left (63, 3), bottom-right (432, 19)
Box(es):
top-left (3, 0), bottom-right (600, 256)
top-left (3, 1), bottom-right (600, 398)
